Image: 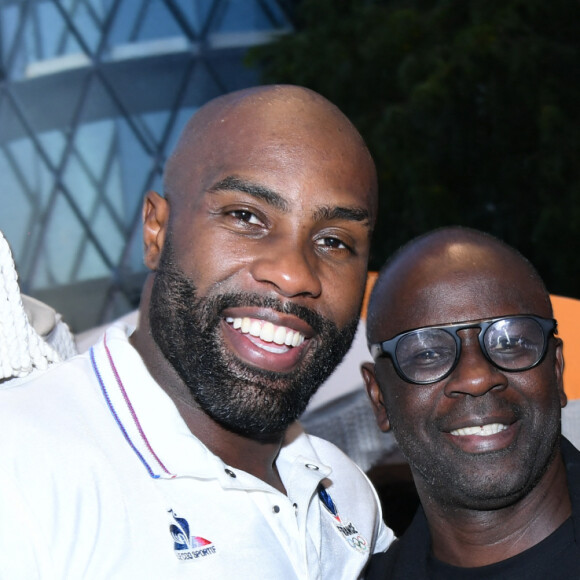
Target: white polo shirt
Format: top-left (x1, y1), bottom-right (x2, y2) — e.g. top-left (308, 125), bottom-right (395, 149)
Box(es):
top-left (0, 323), bottom-right (393, 579)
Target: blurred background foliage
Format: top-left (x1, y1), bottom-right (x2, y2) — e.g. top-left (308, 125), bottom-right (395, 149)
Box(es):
top-left (249, 0), bottom-right (580, 297)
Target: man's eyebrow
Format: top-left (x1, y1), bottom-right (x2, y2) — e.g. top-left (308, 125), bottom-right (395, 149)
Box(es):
top-left (313, 205), bottom-right (370, 225)
top-left (208, 176), bottom-right (289, 212)
top-left (209, 176), bottom-right (370, 225)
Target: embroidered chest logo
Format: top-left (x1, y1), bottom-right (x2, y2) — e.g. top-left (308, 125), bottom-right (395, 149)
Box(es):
top-left (169, 510), bottom-right (217, 561)
top-left (318, 486), bottom-right (370, 554)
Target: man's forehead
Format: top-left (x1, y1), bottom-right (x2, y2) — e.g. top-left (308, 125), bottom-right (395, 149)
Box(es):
top-left (163, 86), bottom-right (377, 226)
top-left (179, 124), bottom-right (375, 210)
top-left (370, 238), bottom-right (549, 337)
top-left (405, 273), bottom-right (543, 323)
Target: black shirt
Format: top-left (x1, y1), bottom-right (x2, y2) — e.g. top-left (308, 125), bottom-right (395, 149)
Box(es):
top-left (365, 437), bottom-right (580, 579)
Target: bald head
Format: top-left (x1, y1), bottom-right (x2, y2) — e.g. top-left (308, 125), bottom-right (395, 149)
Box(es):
top-left (163, 85), bottom-right (377, 223)
top-left (140, 83), bottom-right (379, 351)
top-left (367, 227), bottom-right (552, 343)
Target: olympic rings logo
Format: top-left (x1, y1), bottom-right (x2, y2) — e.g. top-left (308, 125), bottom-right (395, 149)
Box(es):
top-left (348, 535), bottom-right (369, 552)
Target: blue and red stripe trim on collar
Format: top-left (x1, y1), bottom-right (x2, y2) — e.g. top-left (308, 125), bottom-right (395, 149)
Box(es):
top-left (90, 332), bottom-right (175, 479)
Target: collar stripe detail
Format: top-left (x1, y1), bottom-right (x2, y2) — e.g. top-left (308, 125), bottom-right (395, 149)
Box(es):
top-left (90, 333), bottom-right (174, 479)
top-left (90, 345), bottom-right (158, 478)
top-left (102, 334), bottom-right (172, 476)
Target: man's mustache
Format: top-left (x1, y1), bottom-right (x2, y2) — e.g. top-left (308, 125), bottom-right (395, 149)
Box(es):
top-left (155, 268), bottom-right (329, 335)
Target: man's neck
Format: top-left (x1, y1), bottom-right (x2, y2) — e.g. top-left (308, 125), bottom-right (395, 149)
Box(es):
top-left (418, 452), bottom-right (572, 568)
top-left (172, 392), bottom-right (287, 493)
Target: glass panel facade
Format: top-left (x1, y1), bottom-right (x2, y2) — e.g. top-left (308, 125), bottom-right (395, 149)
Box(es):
top-left (0, 0), bottom-right (293, 331)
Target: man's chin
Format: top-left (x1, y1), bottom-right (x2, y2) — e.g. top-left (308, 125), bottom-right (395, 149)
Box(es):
top-left (203, 402), bottom-right (301, 440)
top-left (191, 374), bottom-right (315, 439)
top-left (215, 416), bottom-right (293, 441)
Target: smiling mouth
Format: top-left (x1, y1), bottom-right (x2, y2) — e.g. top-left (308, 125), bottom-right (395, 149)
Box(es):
top-left (450, 423), bottom-right (509, 437)
top-left (225, 316), bottom-right (306, 353)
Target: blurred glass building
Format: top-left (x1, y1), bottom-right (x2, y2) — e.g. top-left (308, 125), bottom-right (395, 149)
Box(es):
top-left (0, 0), bottom-right (293, 331)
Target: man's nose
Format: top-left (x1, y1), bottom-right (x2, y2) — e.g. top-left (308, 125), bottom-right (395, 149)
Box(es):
top-left (248, 234), bottom-right (323, 299)
top-left (443, 330), bottom-right (508, 397)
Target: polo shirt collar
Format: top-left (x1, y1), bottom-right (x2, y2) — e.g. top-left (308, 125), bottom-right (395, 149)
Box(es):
top-left (90, 323), bottom-right (332, 493)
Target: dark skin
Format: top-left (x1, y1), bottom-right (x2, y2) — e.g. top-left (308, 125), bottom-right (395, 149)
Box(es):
top-left (130, 85), bottom-right (378, 493)
top-left (363, 228), bottom-right (570, 567)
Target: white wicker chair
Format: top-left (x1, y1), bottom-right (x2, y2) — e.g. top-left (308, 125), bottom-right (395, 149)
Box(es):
top-left (0, 230), bottom-right (77, 383)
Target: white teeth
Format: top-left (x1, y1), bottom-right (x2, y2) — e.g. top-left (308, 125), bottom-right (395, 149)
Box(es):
top-left (274, 326), bottom-right (286, 345)
top-left (451, 423), bottom-right (508, 437)
top-left (260, 322), bottom-right (275, 342)
top-left (225, 316), bottom-right (306, 348)
top-left (249, 320), bottom-right (262, 337)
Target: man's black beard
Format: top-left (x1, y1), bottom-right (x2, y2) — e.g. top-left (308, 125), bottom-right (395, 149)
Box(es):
top-left (149, 242), bottom-right (359, 438)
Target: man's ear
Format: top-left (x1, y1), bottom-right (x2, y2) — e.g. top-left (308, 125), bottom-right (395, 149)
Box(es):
top-left (554, 338), bottom-right (567, 409)
top-left (143, 191), bottom-right (169, 270)
top-left (361, 361), bottom-right (391, 432)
